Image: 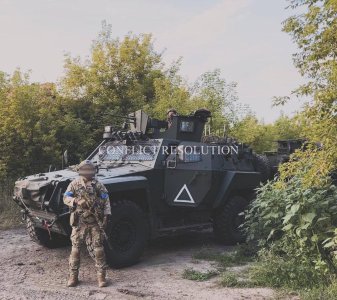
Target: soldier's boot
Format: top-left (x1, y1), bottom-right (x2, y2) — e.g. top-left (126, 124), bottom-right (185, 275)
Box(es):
top-left (97, 271), bottom-right (107, 288)
top-left (67, 272), bottom-right (79, 287)
top-left (68, 246), bottom-right (80, 287)
top-left (94, 245), bottom-right (108, 287)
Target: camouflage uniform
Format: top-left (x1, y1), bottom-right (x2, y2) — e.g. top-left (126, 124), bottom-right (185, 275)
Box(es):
top-left (64, 176), bottom-right (111, 285)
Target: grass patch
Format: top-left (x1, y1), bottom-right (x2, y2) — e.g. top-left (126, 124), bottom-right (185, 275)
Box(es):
top-left (192, 244), bottom-right (254, 269)
top-left (191, 245), bottom-right (259, 288)
top-left (182, 268), bottom-right (218, 281)
top-left (220, 273), bottom-right (240, 287)
top-left (300, 280), bottom-right (337, 300)
top-left (220, 272), bottom-right (257, 288)
top-left (245, 251), bottom-right (337, 300)
top-left (249, 251), bottom-right (331, 290)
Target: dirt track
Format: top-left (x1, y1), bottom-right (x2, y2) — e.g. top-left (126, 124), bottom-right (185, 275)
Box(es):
top-left (0, 227), bottom-right (275, 300)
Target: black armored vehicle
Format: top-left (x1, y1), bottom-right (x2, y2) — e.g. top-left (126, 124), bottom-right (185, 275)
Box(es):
top-left (264, 139), bottom-right (306, 177)
top-left (13, 109), bottom-right (270, 267)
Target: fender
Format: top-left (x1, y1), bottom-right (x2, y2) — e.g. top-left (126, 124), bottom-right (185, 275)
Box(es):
top-left (101, 176), bottom-right (149, 193)
top-left (212, 171), bottom-right (261, 208)
top-left (102, 175), bottom-right (154, 233)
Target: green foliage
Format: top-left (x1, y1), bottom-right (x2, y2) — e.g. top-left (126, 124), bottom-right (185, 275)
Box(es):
top-left (193, 245), bottom-right (254, 269)
top-left (249, 250), bottom-right (330, 290)
top-left (229, 114), bottom-right (303, 153)
top-left (0, 73), bottom-right (93, 178)
top-left (219, 273), bottom-right (240, 287)
top-left (219, 272), bottom-right (257, 288)
top-left (152, 68), bottom-right (240, 135)
top-left (245, 176), bottom-right (337, 274)
top-left (0, 24), bottom-right (242, 180)
top-left (300, 280), bottom-right (337, 300)
top-left (243, 1), bottom-right (337, 295)
top-left (279, 0), bottom-right (337, 184)
top-left (182, 268), bottom-right (218, 281)
top-left (0, 22), bottom-right (304, 182)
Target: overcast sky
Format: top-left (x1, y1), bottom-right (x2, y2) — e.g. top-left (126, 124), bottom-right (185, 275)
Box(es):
top-left (0, 0), bottom-right (305, 123)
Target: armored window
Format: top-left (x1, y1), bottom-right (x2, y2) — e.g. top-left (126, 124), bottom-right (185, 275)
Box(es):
top-left (179, 121), bottom-right (194, 133)
top-left (178, 146), bottom-right (202, 163)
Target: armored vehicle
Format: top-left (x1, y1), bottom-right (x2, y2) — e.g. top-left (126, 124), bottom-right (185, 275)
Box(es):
top-left (264, 139), bottom-right (306, 177)
top-left (13, 109), bottom-right (270, 267)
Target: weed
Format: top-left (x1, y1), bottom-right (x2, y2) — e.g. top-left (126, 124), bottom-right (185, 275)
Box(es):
top-left (220, 273), bottom-right (239, 287)
top-left (300, 280), bottom-right (337, 300)
top-left (192, 245), bottom-right (254, 269)
top-left (220, 272), bottom-right (257, 288)
top-left (182, 268), bottom-right (218, 281)
top-left (249, 251), bottom-right (331, 290)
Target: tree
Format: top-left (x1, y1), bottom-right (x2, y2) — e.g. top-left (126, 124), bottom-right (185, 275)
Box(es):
top-left (0, 71), bottom-right (93, 178)
top-left (280, 0), bottom-right (337, 185)
top-left (191, 69), bottom-right (238, 135)
top-left (244, 0), bottom-right (337, 279)
top-left (229, 114), bottom-right (302, 153)
top-left (60, 22), bottom-right (165, 139)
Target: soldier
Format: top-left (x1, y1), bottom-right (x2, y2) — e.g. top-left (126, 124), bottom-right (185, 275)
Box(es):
top-left (166, 108), bottom-right (178, 129)
top-left (63, 160), bottom-right (111, 288)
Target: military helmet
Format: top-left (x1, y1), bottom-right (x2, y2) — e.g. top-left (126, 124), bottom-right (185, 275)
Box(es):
top-left (77, 160), bottom-right (96, 176)
top-left (166, 108), bottom-right (177, 115)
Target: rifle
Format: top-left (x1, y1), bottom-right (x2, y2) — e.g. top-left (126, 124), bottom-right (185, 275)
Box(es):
top-left (79, 190), bottom-right (113, 250)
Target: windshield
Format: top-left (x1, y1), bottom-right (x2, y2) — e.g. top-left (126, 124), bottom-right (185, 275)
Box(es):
top-left (98, 140), bottom-right (161, 162)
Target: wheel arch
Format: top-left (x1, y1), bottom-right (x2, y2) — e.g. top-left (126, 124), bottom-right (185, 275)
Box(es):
top-left (103, 176), bottom-right (152, 214)
top-left (212, 171), bottom-right (261, 208)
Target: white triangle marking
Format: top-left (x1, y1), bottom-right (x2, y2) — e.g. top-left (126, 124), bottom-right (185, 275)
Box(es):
top-left (173, 184), bottom-right (195, 203)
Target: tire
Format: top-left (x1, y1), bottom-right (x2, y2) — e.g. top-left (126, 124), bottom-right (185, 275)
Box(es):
top-left (213, 195), bottom-right (248, 244)
top-left (26, 216), bottom-right (69, 248)
top-left (253, 154), bottom-right (271, 182)
top-left (87, 200), bottom-right (149, 268)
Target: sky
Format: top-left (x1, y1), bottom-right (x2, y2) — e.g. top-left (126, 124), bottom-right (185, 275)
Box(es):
top-left (0, 0), bottom-right (305, 123)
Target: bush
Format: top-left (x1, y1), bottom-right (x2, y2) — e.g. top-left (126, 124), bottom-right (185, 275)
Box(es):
top-left (244, 175), bottom-right (337, 274)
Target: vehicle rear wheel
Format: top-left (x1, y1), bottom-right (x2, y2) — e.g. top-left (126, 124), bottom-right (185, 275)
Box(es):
top-left (26, 216), bottom-right (69, 248)
top-left (213, 195), bottom-right (248, 244)
top-left (87, 200), bottom-right (149, 268)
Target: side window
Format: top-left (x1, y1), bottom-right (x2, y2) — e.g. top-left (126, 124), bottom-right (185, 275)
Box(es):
top-left (178, 146), bottom-right (202, 163)
top-left (179, 120), bottom-right (194, 132)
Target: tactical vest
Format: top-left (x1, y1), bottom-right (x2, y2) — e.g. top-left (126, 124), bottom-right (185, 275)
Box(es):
top-left (72, 180), bottom-right (105, 225)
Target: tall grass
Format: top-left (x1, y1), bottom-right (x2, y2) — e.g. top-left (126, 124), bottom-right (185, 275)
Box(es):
top-left (0, 179), bottom-right (21, 229)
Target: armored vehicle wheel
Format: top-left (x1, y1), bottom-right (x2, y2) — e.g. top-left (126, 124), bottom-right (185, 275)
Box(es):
top-left (213, 195), bottom-right (248, 244)
top-left (87, 200), bottom-right (149, 268)
top-left (253, 154), bottom-right (271, 182)
top-left (26, 216), bottom-right (69, 248)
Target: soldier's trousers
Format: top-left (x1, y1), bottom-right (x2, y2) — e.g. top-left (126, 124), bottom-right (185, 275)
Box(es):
top-left (69, 224), bottom-right (107, 275)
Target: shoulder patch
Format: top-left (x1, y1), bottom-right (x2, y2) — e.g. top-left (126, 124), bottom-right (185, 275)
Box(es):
top-left (100, 193), bottom-right (109, 200)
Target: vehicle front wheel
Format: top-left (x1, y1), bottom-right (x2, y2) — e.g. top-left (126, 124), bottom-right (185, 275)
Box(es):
top-left (26, 216), bottom-right (69, 248)
top-left (87, 200), bottom-right (149, 268)
top-left (213, 195), bottom-right (248, 244)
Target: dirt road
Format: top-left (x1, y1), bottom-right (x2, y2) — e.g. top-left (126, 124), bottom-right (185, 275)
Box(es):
top-left (0, 227), bottom-right (274, 300)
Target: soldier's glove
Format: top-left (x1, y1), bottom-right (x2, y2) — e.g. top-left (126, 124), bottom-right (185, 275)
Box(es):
top-left (77, 199), bottom-right (88, 209)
